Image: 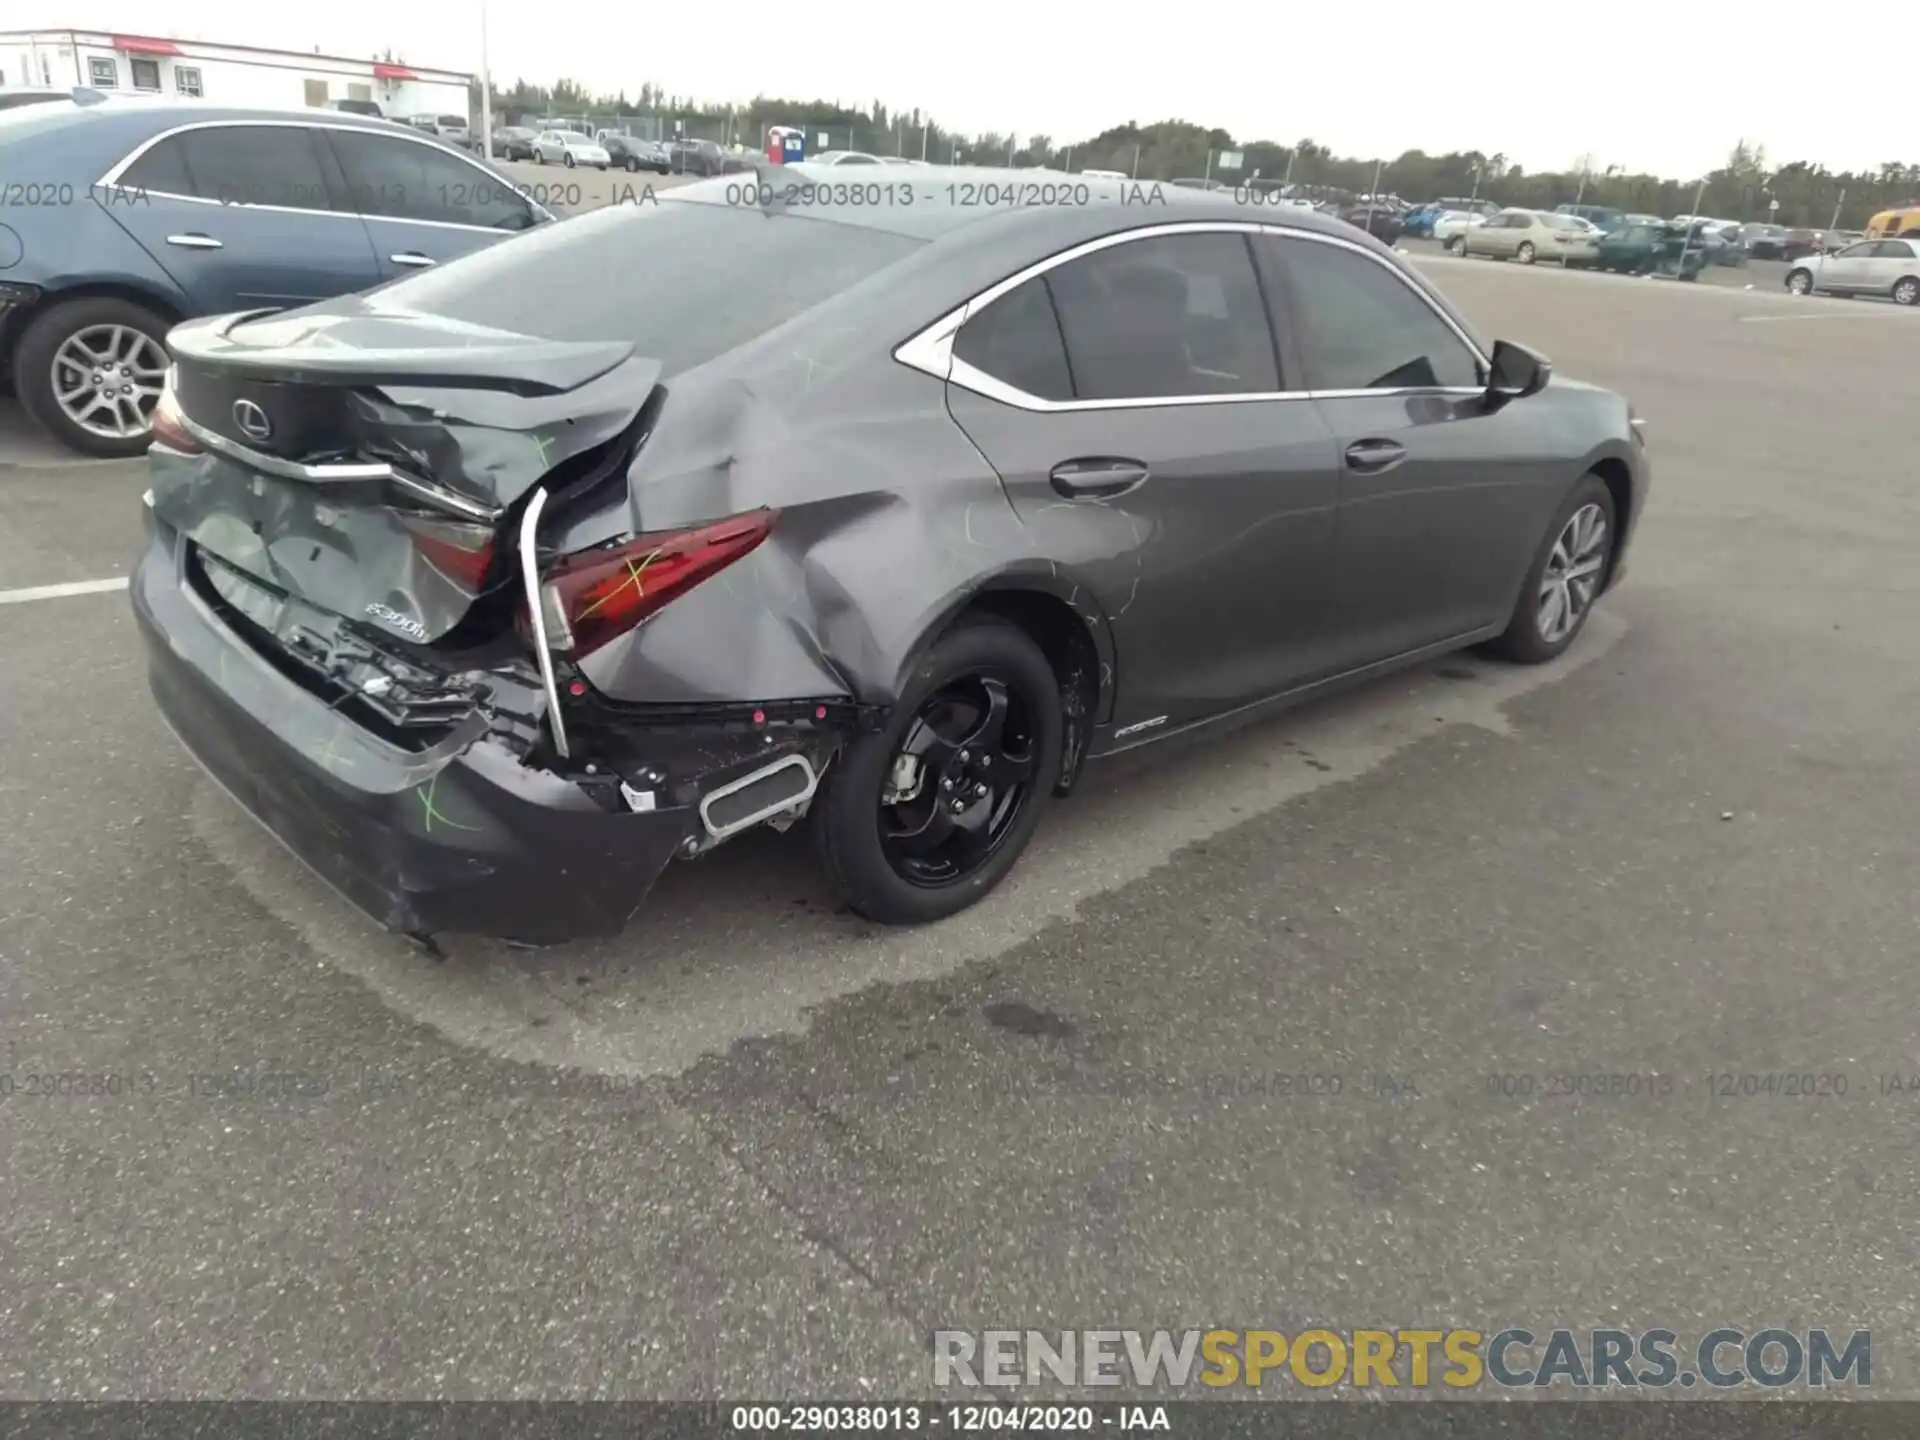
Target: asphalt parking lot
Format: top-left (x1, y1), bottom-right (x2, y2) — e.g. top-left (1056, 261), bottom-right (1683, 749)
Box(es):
top-left (3, 245), bottom-right (1919, 1400)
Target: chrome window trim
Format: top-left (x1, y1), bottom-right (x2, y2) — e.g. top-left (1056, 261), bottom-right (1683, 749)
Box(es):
top-left (894, 220), bottom-right (1489, 413)
top-left (174, 409), bottom-right (503, 523)
top-left (95, 118), bottom-right (555, 232)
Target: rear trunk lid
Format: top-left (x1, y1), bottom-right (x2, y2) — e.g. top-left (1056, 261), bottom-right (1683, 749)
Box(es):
top-left (151, 301), bottom-right (661, 647)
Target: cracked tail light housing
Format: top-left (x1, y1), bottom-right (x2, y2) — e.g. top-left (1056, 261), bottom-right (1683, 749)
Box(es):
top-left (529, 507), bottom-right (776, 661)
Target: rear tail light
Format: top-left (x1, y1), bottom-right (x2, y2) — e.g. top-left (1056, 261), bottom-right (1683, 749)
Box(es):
top-left (150, 368), bottom-right (203, 455)
top-left (402, 516), bottom-right (497, 593)
top-left (529, 507), bottom-right (776, 661)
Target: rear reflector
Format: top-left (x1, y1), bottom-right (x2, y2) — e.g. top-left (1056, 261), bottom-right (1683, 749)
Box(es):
top-left (537, 508), bottom-right (776, 660)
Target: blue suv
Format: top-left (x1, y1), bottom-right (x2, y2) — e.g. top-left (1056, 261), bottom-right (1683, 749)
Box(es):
top-left (0, 96), bottom-right (551, 456)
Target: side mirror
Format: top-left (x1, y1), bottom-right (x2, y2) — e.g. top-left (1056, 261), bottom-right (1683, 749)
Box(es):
top-left (1487, 339), bottom-right (1551, 404)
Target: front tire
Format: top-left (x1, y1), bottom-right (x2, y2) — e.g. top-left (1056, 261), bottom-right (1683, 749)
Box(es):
top-left (563, 153), bottom-right (576, 169)
top-left (1446, 234), bottom-right (1466, 255)
top-left (14, 295), bottom-right (172, 458)
top-left (813, 617), bottom-right (1063, 925)
top-left (1487, 475), bottom-right (1617, 665)
top-left (1894, 277), bottom-right (1920, 306)
top-left (1786, 268), bottom-right (1813, 295)
top-left (625, 156), bottom-right (640, 172)
top-left (1516, 241), bottom-right (1537, 264)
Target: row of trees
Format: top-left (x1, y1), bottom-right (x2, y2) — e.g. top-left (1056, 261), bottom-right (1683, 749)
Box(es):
top-left (473, 79), bottom-right (1917, 227)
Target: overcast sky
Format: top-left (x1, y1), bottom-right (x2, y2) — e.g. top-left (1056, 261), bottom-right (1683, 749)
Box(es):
top-left (10, 0), bottom-right (1898, 180)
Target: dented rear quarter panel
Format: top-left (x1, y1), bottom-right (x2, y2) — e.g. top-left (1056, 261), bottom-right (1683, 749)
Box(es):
top-left (553, 208), bottom-right (1141, 718)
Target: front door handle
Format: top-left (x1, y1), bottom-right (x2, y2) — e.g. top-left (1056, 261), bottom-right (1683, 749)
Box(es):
top-left (390, 252), bottom-right (437, 268)
top-left (1049, 457), bottom-right (1150, 499)
top-left (165, 233), bottom-right (222, 249)
top-left (1343, 439), bottom-right (1407, 475)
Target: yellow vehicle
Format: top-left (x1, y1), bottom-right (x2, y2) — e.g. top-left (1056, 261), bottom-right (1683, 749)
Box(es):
top-left (1865, 205), bottom-right (1920, 238)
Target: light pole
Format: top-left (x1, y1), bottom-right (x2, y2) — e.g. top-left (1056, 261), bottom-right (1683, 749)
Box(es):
top-left (478, 0), bottom-right (494, 159)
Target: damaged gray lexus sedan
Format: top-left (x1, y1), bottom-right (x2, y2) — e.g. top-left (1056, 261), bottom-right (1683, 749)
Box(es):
top-left (131, 170), bottom-right (1648, 944)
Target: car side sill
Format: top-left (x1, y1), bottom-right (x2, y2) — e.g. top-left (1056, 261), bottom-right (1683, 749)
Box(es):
top-left (1085, 621), bottom-right (1509, 764)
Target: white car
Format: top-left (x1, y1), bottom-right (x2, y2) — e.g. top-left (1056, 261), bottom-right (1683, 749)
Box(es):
top-left (808, 149), bottom-right (885, 166)
top-left (1433, 210), bottom-right (1488, 247)
top-left (1785, 237), bottom-right (1920, 305)
top-left (532, 130), bottom-right (610, 168)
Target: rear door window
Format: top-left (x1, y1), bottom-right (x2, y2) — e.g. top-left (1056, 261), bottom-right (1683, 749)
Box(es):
top-left (122, 125), bottom-right (337, 211)
top-left (1043, 232), bottom-right (1280, 400)
top-left (326, 128), bottom-right (536, 230)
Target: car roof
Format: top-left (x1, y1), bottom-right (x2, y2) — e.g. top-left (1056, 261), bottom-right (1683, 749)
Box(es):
top-left (0, 99), bottom-right (493, 187)
top-left (686, 163), bottom-right (1372, 246)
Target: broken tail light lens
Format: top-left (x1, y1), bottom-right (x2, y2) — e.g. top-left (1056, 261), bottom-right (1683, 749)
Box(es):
top-left (402, 516), bottom-right (497, 593)
top-left (149, 368), bottom-right (203, 455)
top-left (534, 507), bottom-right (776, 661)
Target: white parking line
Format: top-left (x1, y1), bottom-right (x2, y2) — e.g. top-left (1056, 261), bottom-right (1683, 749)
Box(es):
top-left (0, 577), bottom-right (130, 605)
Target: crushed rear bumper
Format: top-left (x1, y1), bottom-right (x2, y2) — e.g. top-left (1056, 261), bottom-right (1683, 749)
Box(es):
top-left (133, 521), bottom-right (706, 945)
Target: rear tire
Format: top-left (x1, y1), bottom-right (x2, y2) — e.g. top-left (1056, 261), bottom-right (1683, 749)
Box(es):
top-left (813, 617), bottom-right (1063, 925)
top-left (1486, 474), bottom-right (1618, 665)
top-left (1516, 241), bottom-right (1537, 264)
top-left (563, 153), bottom-right (576, 169)
top-left (14, 295), bottom-right (172, 458)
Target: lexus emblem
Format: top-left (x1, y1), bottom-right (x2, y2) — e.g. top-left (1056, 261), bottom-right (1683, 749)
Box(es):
top-left (231, 398), bottom-right (272, 442)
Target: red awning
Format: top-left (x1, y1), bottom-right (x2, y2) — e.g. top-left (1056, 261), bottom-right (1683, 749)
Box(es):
top-left (373, 62), bottom-right (417, 80)
top-left (112, 35), bottom-right (181, 56)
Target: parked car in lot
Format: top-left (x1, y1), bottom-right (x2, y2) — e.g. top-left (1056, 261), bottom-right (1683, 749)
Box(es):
top-left (597, 131), bottom-right (671, 173)
top-left (0, 99), bottom-right (552, 456)
top-left (1673, 220), bottom-right (1745, 267)
top-left (1463, 209), bottom-right (1600, 266)
top-left (0, 86), bottom-right (78, 111)
top-left (1341, 205), bottom-right (1405, 244)
top-left (491, 125), bottom-right (538, 160)
top-left (808, 149), bottom-right (886, 166)
top-left (130, 170), bottom-right (1646, 941)
top-left (532, 129), bottom-right (609, 168)
top-left (668, 137), bottom-right (726, 176)
top-left (1738, 222), bottom-right (1788, 259)
top-left (406, 114), bottom-right (471, 147)
top-left (1594, 222), bottom-right (1705, 279)
top-left (1433, 210), bottom-right (1488, 250)
top-left (1781, 228), bottom-right (1832, 261)
top-left (1785, 237), bottom-right (1920, 305)
top-left (1555, 203), bottom-right (1627, 234)
top-left (1436, 196), bottom-right (1501, 220)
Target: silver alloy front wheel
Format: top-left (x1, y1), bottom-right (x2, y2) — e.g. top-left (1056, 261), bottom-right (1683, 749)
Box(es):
top-left (51, 324), bottom-right (168, 441)
top-left (1787, 269), bottom-right (1813, 295)
top-left (1537, 503), bottom-right (1608, 644)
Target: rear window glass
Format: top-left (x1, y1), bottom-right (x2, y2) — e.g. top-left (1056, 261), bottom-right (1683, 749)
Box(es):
top-left (364, 197), bottom-right (925, 374)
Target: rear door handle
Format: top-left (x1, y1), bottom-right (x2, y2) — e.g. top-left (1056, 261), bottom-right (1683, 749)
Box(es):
top-left (165, 233), bottom-right (222, 249)
top-left (1049, 457), bottom-right (1150, 499)
top-left (390, 252), bottom-right (437, 268)
top-left (1343, 439), bottom-right (1407, 475)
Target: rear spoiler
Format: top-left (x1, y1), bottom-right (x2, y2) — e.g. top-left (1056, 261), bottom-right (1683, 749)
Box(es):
top-left (169, 309), bottom-right (637, 397)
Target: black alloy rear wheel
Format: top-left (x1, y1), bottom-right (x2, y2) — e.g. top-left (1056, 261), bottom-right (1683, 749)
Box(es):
top-left (813, 617), bottom-right (1063, 925)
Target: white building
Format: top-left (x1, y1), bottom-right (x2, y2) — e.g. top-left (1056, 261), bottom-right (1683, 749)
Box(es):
top-left (0, 29), bottom-right (471, 123)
